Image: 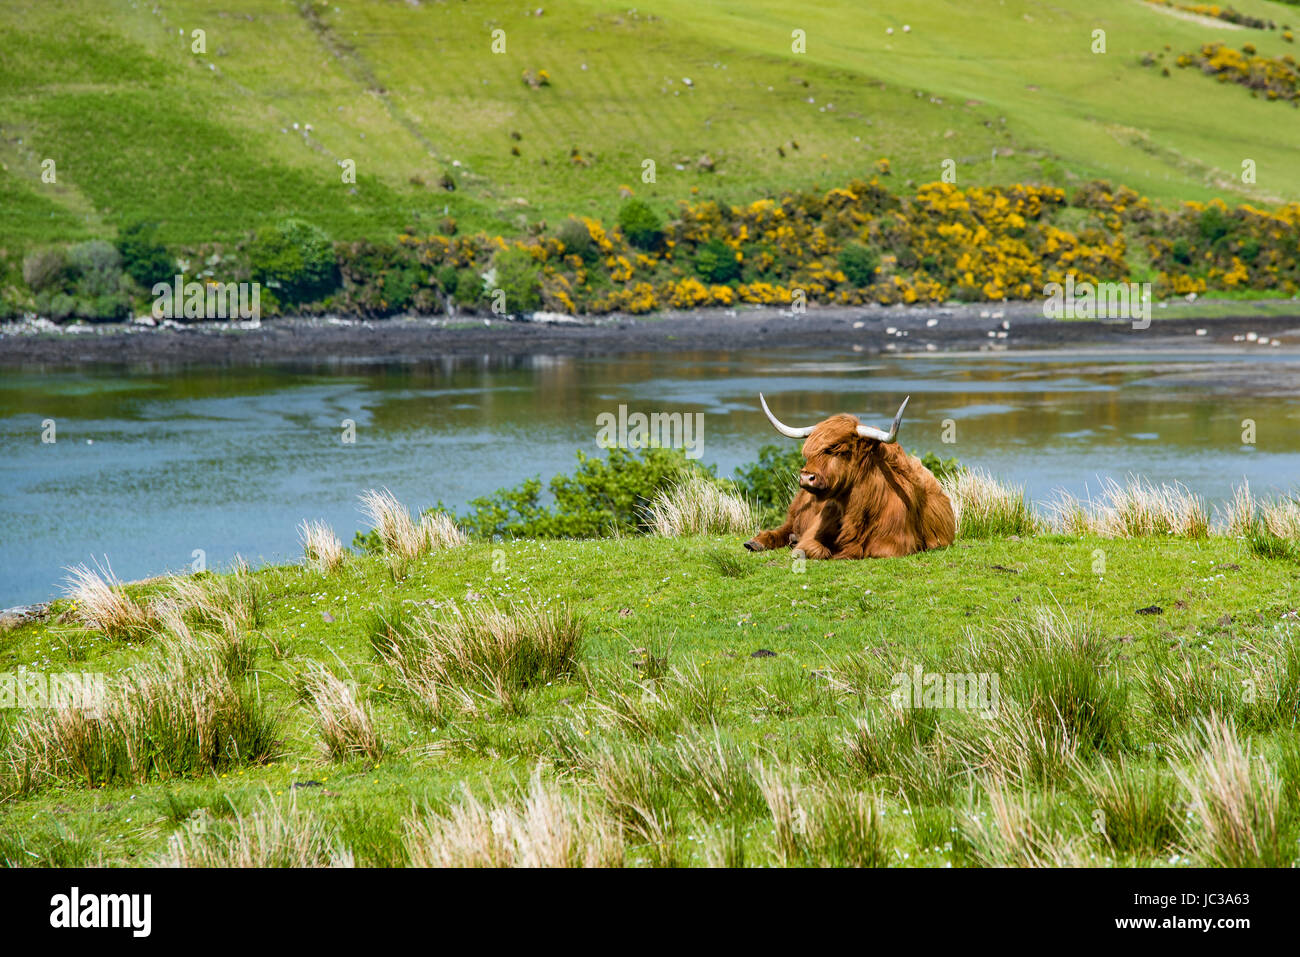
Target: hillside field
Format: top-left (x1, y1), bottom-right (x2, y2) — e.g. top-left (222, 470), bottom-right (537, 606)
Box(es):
top-left (5, 0), bottom-right (1300, 250)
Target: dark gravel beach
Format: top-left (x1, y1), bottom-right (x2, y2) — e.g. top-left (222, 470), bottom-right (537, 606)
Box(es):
top-left (2, 303), bottom-right (1298, 367)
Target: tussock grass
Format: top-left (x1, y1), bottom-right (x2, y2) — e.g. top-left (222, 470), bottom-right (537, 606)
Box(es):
top-left (363, 600), bottom-right (418, 659)
top-left (2, 646), bottom-right (280, 793)
top-left (301, 666), bottom-right (384, 763)
top-left (970, 609), bottom-right (1128, 769)
top-left (1144, 645), bottom-right (1237, 730)
top-left (299, 520), bottom-right (345, 574)
top-left (941, 468), bottom-right (1037, 539)
top-left (1079, 757), bottom-right (1180, 856)
top-left (757, 765), bottom-right (888, 867)
top-left (358, 488), bottom-right (465, 562)
top-left (404, 771), bottom-right (623, 868)
top-left (152, 597), bottom-right (259, 680)
top-left (665, 663), bottom-right (730, 724)
top-left (1219, 481), bottom-right (1300, 539)
top-left (381, 601), bottom-right (582, 719)
top-left (1047, 477), bottom-right (1209, 538)
top-left (1149, 633), bottom-right (1300, 734)
top-left (61, 558), bottom-right (157, 640)
top-left (167, 558), bottom-right (264, 634)
top-left (841, 705), bottom-right (957, 802)
top-left (590, 746), bottom-right (679, 864)
top-left (666, 728), bottom-right (765, 818)
top-left (157, 796), bottom-right (353, 868)
top-left (1173, 714), bottom-right (1291, 867)
top-left (962, 776), bottom-right (1086, 867)
top-left (588, 679), bottom-right (682, 741)
top-left (644, 476), bottom-right (757, 537)
top-left (1246, 527), bottom-right (1300, 563)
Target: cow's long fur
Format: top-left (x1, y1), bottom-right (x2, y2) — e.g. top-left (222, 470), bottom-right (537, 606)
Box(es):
top-left (745, 413), bottom-right (955, 559)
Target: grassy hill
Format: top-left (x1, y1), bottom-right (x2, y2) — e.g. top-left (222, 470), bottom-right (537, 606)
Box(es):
top-left (4, 0), bottom-right (1300, 251)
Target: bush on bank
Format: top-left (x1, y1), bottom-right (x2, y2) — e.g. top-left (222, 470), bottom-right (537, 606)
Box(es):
top-left (7, 176), bottom-right (1300, 321)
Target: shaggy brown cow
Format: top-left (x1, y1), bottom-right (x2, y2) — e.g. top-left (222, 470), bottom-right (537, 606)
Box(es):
top-left (743, 394), bottom-right (956, 559)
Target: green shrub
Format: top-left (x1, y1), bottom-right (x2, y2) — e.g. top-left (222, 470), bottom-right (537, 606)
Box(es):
top-left (460, 447), bottom-right (713, 539)
top-left (248, 218), bottom-right (338, 304)
top-left (453, 268), bottom-right (485, 307)
top-left (557, 217), bottom-right (598, 263)
top-left (67, 241), bottom-right (123, 298)
top-left (22, 247), bottom-right (67, 293)
top-left (35, 291), bottom-right (77, 321)
top-left (693, 238), bottom-right (741, 284)
top-left (838, 241), bottom-right (879, 287)
top-left (1198, 205), bottom-right (1232, 244)
top-left (116, 221), bottom-right (173, 287)
top-left (383, 266), bottom-right (422, 312)
top-left (617, 199), bottom-right (664, 251)
top-left (492, 246), bottom-right (542, 314)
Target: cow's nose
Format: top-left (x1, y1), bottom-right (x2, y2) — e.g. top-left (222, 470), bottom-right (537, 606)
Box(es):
top-left (799, 471), bottom-right (822, 489)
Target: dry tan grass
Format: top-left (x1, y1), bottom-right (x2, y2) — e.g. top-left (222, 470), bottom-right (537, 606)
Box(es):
top-left (298, 520), bottom-right (345, 574)
top-left (301, 666), bottom-right (384, 762)
top-left (156, 795), bottom-right (354, 867)
top-left (403, 771), bottom-right (623, 867)
top-left (1218, 481), bottom-right (1300, 539)
top-left (420, 510), bottom-right (466, 550)
top-left (962, 775), bottom-right (1088, 867)
top-left (61, 558), bottom-right (157, 639)
top-left (940, 468), bottom-right (1037, 538)
top-left (359, 488), bottom-right (465, 561)
top-left (1046, 476), bottom-right (1209, 538)
top-left (1173, 714), bottom-right (1287, 867)
top-left (644, 476), bottom-right (757, 537)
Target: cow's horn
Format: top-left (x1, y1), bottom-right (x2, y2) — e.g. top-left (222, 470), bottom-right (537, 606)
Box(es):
top-left (856, 395), bottom-right (909, 443)
top-left (759, 393), bottom-right (815, 439)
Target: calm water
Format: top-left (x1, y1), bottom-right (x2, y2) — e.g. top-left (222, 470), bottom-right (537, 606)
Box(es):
top-left (2, 347), bottom-right (1299, 607)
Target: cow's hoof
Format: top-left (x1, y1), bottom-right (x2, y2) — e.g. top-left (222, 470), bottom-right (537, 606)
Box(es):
top-left (743, 539), bottom-right (765, 552)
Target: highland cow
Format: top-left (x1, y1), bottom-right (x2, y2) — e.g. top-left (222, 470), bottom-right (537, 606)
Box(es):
top-left (743, 394), bottom-right (956, 559)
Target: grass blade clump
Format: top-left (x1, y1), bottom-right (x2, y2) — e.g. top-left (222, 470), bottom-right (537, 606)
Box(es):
top-left (157, 795), bottom-right (354, 868)
top-left (299, 519), bottom-right (345, 574)
top-left (62, 558), bottom-right (157, 640)
top-left (645, 476), bottom-right (757, 537)
top-left (301, 666), bottom-right (384, 763)
top-left (381, 601), bottom-right (582, 719)
top-left (941, 469), bottom-right (1036, 539)
top-left (404, 771), bottom-right (623, 868)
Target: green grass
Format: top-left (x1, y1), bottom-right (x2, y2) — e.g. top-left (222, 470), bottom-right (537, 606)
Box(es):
top-left (3, 530), bottom-right (1299, 867)
top-left (6, 0), bottom-right (1300, 253)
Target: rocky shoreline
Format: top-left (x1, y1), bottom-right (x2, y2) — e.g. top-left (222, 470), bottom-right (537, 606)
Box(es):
top-left (2, 302), bottom-right (1298, 366)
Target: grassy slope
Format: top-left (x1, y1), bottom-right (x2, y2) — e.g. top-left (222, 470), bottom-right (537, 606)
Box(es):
top-left (1, 533), bottom-right (1297, 866)
top-left (4, 0), bottom-right (1300, 250)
